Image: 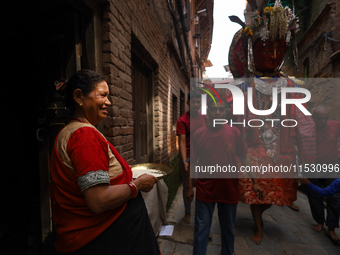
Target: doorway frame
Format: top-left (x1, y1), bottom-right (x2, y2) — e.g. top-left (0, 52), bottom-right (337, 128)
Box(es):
top-left (38, 1), bottom-right (104, 253)
top-left (131, 40), bottom-right (156, 164)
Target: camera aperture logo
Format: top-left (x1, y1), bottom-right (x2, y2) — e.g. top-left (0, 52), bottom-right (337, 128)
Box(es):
top-left (197, 83), bottom-right (222, 106)
top-left (198, 82), bottom-right (312, 128)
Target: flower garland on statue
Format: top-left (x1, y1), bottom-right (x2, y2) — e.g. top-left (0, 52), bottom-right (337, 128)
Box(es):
top-left (243, 1), bottom-right (299, 46)
top-left (240, 0), bottom-right (300, 74)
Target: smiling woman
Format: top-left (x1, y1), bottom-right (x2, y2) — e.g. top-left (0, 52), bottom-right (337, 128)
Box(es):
top-left (73, 80), bottom-right (111, 125)
top-left (63, 70), bottom-right (111, 125)
top-left (50, 70), bottom-right (160, 254)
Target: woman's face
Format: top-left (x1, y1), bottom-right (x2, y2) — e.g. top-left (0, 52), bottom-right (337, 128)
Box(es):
top-left (253, 39), bottom-right (287, 73)
top-left (81, 81), bottom-right (111, 125)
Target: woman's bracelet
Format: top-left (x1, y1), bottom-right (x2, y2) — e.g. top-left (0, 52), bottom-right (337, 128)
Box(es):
top-left (128, 182), bottom-right (138, 198)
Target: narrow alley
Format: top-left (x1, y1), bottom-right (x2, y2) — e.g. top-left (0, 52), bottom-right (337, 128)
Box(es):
top-left (158, 186), bottom-right (340, 255)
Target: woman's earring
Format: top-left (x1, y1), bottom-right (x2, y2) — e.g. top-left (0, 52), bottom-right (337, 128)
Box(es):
top-left (79, 102), bottom-right (82, 107)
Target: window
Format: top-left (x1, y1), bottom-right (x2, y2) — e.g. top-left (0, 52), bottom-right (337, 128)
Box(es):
top-left (304, 58), bottom-right (309, 82)
top-left (194, 16), bottom-right (200, 37)
top-left (172, 94), bottom-right (178, 127)
top-left (180, 89), bottom-right (185, 116)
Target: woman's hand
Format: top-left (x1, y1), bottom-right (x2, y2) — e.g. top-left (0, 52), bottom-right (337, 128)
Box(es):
top-left (84, 174), bottom-right (158, 214)
top-left (183, 161), bottom-right (189, 172)
top-left (133, 174), bottom-right (158, 192)
top-left (253, 183), bottom-right (265, 201)
top-left (185, 186), bottom-right (194, 203)
top-left (298, 177), bottom-right (310, 185)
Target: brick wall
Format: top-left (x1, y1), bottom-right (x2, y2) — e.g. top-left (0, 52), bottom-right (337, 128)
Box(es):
top-left (288, 0), bottom-right (340, 121)
top-left (294, 2), bottom-right (336, 78)
top-left (100, 0), bottom-right (189, 165)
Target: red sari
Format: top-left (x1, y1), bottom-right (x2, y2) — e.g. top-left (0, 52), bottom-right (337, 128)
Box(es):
top-left (50, 122), bottom-right (137, 253)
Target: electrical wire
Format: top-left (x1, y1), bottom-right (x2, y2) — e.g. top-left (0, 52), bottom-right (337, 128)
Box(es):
top-left (323, 33), bottom-right (340, 51)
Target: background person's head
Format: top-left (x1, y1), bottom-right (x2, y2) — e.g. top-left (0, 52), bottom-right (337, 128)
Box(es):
top-left (207, 96), bottom-right (227, 128)
top-left (312, 104), bottom-right (330, 129)
top-left (188, 90), bottom-right (202, 114)
top-left (63, 69), bottom-right (111, 125)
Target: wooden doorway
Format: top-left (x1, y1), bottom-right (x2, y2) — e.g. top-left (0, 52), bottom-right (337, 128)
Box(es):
top-left (132, 52), bottom-right (154, 164)
top-left (1, 1), bottom-right (100, 254)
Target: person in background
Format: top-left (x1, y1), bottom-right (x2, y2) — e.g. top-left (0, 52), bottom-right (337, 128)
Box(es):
top-left (300, 178), bottom-right (340, 197)
top-left (176, 90), bottom-right (206, 224)
top-left (188, 97), bottom-right (263, 255)
top-left (228, 1), bottom-right (316, 245)
top-left (305, 104), bottom-right (340, 243)
top-left (50, 70), bottom-right (160, 254)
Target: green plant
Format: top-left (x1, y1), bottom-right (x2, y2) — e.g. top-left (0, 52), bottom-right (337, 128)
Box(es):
top-left (163, 153), bottom-right (181, 211)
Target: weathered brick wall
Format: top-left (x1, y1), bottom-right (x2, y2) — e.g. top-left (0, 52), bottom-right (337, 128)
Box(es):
top-left (334, 0), bottom-right (340, 78)
top-left (100, 0), bottom-right (189, 164)
top-left (290, 1), bottom-right (340, 121)
top-left (336, 0), bottom-right (340, 44)
top-left (294, 2), bottom-right (336, 79)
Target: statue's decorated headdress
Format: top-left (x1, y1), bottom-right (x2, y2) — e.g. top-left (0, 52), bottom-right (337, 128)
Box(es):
top-left (229, 0), bottom-right (301, 78)
top-left (245, 0), bottom-right (299, 43)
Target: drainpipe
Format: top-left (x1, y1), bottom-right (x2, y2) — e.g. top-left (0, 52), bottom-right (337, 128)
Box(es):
top-left (167, 0), bottom-right (190, 79)
top-left (176, 0), bottom-right (194, 78)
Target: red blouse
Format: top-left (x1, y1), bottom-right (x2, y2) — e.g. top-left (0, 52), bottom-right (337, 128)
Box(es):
top-left (50, 122), bottom-right (132, 253)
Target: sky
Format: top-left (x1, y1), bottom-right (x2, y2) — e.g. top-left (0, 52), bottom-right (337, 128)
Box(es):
top-left (205, 0), bottom-right (246, 78)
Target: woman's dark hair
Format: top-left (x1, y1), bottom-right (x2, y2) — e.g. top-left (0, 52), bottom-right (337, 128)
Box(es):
top-left (63, 69), bottom-right (105, 113)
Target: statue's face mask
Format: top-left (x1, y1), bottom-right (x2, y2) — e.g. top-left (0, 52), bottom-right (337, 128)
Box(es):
top-left (253, 39), bottom-right (287, 73)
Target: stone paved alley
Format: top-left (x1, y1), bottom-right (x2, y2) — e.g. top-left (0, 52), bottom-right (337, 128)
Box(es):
top-left (157, 185), bottom-right (340, 255)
